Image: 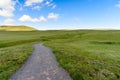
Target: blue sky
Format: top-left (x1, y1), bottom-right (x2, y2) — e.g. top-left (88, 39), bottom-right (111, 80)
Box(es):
top-left (0, 0), bottom-right (120, 30)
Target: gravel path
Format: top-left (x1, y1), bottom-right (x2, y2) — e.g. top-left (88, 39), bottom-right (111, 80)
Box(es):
top-left (9, 43), bottom-right (72, 80)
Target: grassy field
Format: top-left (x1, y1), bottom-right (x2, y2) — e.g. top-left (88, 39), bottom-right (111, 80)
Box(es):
top-left (0, 30), bottom-right (120, 80)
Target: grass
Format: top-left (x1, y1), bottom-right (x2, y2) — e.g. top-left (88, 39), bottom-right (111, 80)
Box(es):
top-left (0, 44), bottom-right (33, 80)
top-left (0, 30), bottom-right (120, 80)
top-left (0, 26), bottom-right (37, 31)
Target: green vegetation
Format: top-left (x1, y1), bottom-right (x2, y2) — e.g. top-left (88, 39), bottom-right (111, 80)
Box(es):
top-left (0, 30), bottom-right (120, 80)
top-left (0, 26), bottom-right (37, 31)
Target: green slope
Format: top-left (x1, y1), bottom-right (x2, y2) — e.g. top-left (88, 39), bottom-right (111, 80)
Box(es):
top-left (0, 25), bottom-right (37, 31)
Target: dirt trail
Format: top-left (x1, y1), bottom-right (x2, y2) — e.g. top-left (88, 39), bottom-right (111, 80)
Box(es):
top-left (10, 43), bottom-right (72, 80)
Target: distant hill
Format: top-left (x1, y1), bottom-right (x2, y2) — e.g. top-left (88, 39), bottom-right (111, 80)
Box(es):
top-left (0, 25), bottom-right (37, 31)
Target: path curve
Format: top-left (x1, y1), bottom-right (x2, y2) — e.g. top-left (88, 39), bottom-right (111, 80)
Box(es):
top-left (9, 43), bottom-right (72, 80)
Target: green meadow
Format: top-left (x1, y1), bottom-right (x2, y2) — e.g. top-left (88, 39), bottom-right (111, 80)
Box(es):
top-left (0, 30), bottom-right (120, 80)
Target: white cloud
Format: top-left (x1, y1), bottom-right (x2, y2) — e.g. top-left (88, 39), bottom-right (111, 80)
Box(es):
top-left (48, 13), bottom-right (59, 20)
top-left (25, 0), bottom-right (43, 6)
top-left (32, 6), bottom-right (41, 10)
top-left (0, 10), bottom-right (14, 18)
top-left (52, 5), bottom-right (56, 9)
top-left (39, 16), bottom-right (47, 22)
top-left (46, 1), bottom-right (50, 5)
top-left (25, 0), bottom-right (56, 9)
top-left (19, 15), bottom-right (46, 22)
top-left (46, 2), bottom-right (56, 9)
top-left (19, 7), bottom-right (23, 11)
top-left (116, 2), bottom-right (120, 8)
top-left (19, 15), bottom-right (39, 22)
top-left (19, 13), bottom-right (59, 23)
top-left (0, 0), bottom-right (16, 18)
top-left (3, 18), bottom-right (14, 25)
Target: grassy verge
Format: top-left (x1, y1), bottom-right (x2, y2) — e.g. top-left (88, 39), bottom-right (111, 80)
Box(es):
top-left (0, 44), bottom-right (33, 80)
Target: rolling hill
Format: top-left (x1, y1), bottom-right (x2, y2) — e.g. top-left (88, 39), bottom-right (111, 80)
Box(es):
top-left (0, 25), bottom-right (37, 31)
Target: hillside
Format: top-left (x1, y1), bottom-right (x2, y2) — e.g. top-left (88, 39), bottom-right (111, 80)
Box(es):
top-left (0, 25), bottom-right (37, 31)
